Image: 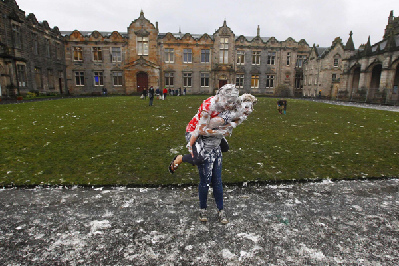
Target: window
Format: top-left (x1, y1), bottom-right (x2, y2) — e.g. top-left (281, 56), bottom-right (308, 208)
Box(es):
top-left (46, 39), bottom-right (51, 57)
top-left (219, 37), bottom-right (229, 64)
top-left (32, 33), bottom-right (38, 55)
top-left (201, 49), bottom-right (210, 63)
top-left (236, 74), bottom-right (244, 88)
top-left (165, 48), bottom-right (174, 63)
top-left (296, 55), bottom-right (306, 68)
top-left (252, 51), bottom-right (260, 65)
top-left (237, 51), bottom-right (245, 65)
top-left (92, 47), bottom-right (103, 62)
top-left (183, 73), bottom-right (192, 87)
top-left (137, 37), bottom-right (149, 55)
top-left (334, 58), bottom-right (339, 67)
top-left (111, 47), bottom-right (122, 62)
top-left (165, 72), bottom-right (174, 87)
top-left (12, 24), bottom-right (21, 49)
top-left (287, 52), bottom-right (291, 66)
top-left (75, 71), bottom-right (84, 86)
top-left (266, 75), bottom-right (275, 88)
top-left (56, 43), bottom-right (62, 60)
top-left (73, 47), bottom-right (83, 61)
top-left (201, 73), bottom-right (209, 87)
top-left (332, 74), bottom-right (337, 81)
top-left (251, 75), bottom-right (259, 88)
top-left (48, 69), bottom-right (54, 89)
top-left (94, 71), bottom-right (104, 86)
top-left (183, 49), bottom-right (192, 63)
top-left (35, 67), bottom-right (42, 89)
top-left (17, 65), bottom-right (26, 87)
top-left (113, 72), bottom-right (123, 86)
top-left (267, 52), bottom-right (276, 65)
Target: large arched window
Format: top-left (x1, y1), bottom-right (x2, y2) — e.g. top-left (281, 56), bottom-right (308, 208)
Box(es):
top-left (351, 66), bottom-right (361, 89)
top-left (370, 64), bottom-right (382, 89)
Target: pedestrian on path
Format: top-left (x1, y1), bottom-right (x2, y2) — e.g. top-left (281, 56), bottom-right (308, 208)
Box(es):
top-left (149, 86), bottom-right (154, 106)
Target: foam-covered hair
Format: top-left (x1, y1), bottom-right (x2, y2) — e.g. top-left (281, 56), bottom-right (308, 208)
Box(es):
top-left (216, 84), bottom-right (239, 97)
top-left (240, 94), bottom-right (258, 104)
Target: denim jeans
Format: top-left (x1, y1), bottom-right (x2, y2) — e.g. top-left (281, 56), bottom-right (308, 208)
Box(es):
top-left (197, 147), bottom-right (224, 210)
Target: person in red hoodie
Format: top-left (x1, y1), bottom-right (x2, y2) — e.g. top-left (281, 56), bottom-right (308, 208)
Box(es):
top-left (163, 87), bottom-right (168, 100)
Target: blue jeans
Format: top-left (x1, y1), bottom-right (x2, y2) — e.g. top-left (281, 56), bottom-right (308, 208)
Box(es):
top-left (197, 147), bottom-right (224, 211)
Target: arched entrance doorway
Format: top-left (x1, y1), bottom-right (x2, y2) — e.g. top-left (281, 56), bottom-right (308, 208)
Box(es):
top-left (137, 72), bottom-right (148, 93)
top-left (218, 74), bottom-right (227, 88)
top-left (394, 63), bottom-right (399, 93)
top-left (370, 64), bottom-right (382, 89)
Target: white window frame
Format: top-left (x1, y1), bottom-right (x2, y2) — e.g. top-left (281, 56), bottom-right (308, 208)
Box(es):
top-left (201, 49), bottom-right (210, 63)
top-left (334, 58), bottom-right (339, 67)
top-left (251, 75), bottom-right (259, 88)
top-left (17, 65), bottom-right (27, 87)
top-left (94, 71), bottom-right (104, 86)
top-left (75, 71), bottom-right (85, 86)
top-left (183, 72), bottom-right (192, 87)
top-left (73, 47), bottom-right (83, 62)
top-left (219, 37), bottom-right (229, 64)
top-left (165, 72), bottom-right (174, 87)
top-left (266, 75), bottom-right (275, 88)
top-left (201, 73), bottom-right (210, 87)
top-left (111, 47), bottom-right (122, 62)
top-left (137, 37), bottom-right (149, 56)
top-left (183, 49), bottom-right (192, 63)
top-left (237, 50), bottom-right (245, 65)
top-left (252, 51), bottom-right (260, 65)
top-left (267, 52), bottom-right (276, 65)
top-left (165, 48), bottom-right (174, 63)
top-left (236, 74), bottom-right (244, 88)
top-left (296, 55), bottom-right (306, 68)
top-left (287, 52), bottom-right (291, 66)
top-left (113, 71), bottom-right (123, 86)
top-left (92, 47), bottom-right (103, 62)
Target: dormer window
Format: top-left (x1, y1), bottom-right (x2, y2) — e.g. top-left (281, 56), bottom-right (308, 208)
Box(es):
top-left (334, 58), bottom-right (339, 67)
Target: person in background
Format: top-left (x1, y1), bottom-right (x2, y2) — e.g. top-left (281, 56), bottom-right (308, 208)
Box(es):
top-left (149, 86), bottom-right (154, 106)
top-left (143, 87), bottom-right (147, 100)
top-left (277, 99), bottom-right (287, 114)
top-left (163, 87), bottom-right (168, 100)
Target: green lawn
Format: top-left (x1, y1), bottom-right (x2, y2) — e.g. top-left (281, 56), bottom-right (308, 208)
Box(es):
top-left (0, 96), bottom-right (398, 186)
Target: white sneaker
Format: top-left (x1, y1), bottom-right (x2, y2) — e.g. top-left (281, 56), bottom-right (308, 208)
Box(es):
top-left (199, 209), bottom-right (208, 222)
top-left (218, 210), bottom-right (228, 224)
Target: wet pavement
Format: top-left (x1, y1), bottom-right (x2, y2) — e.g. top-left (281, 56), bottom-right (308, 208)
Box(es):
top-left (1, 178), bottom-right (398, 265)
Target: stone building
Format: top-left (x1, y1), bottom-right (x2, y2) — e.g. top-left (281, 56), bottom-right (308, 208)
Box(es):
top-left (63, 30), bottom-right (128, 95)
top-left (304, 10), bottom-right (399, 104)
top-left (303, 36), bottom-right (351, 98)
top-left (0, 0), bottom-right (66, 98)
top-left (63, 11), bottom-right (311, 96)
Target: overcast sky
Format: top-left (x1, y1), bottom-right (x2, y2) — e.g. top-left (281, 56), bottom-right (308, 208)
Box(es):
top-left (15, 0), bottom-right (397, 48)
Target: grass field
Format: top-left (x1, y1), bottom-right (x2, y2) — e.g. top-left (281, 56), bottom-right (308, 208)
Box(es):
top-left (0, 96), bottom-right (398, 186)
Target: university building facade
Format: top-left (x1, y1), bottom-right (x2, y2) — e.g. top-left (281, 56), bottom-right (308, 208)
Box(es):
top-left (1, 0), bottom-right (398, 103)
top-left (63, 11), bottom-right (310, 96)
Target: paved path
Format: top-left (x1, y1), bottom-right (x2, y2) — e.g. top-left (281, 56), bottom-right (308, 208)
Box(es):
top-left (303, 98), bottom-right (399, 112)
top-left (1, 178), bottom-right (398, 265)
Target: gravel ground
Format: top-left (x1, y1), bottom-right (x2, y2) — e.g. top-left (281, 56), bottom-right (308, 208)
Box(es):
top-left (0, 178), bottom-right (398, 265)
